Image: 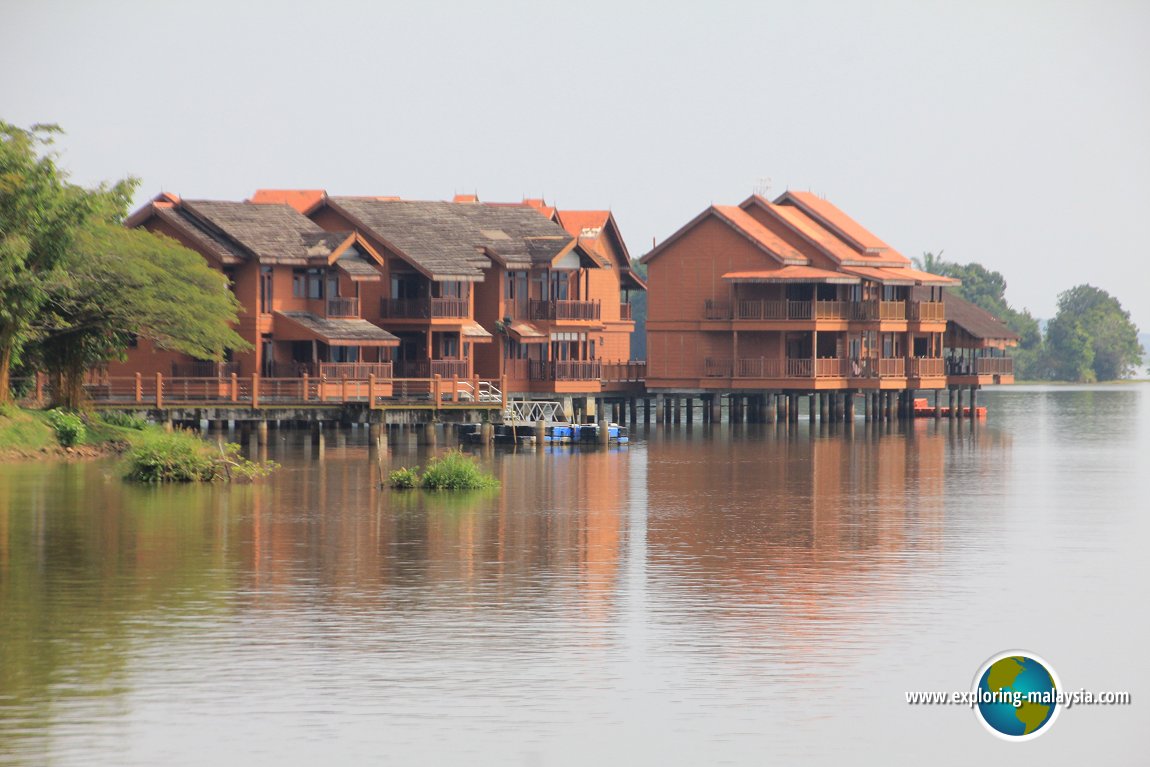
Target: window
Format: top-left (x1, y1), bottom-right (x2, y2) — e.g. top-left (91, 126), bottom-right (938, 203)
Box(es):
top-left (440, 334), bottom-right (459, 358)
top-left (260, 267), bottom-right (273, 313)
top-left (293, 269), bottom-right (306, 298)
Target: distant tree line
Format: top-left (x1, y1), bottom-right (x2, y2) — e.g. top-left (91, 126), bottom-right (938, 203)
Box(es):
top-left (915, 253), bottom-right (1143, 381)
top-left (1, 121), bottom-right (248, 409)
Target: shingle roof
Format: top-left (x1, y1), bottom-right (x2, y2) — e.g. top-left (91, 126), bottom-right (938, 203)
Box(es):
top-left (151, 205), bottom-right (249, 265)
top-left (722, 266), bottom-right (860, 284)
top-left (180, 200), bottom-right (352, 265)
top-left (275, 312), bottom-right (400, 346)
top-left (327, 198), bottom-right (573, 279)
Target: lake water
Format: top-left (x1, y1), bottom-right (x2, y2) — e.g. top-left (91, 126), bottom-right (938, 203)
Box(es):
top-left (1, 385), bottom-right (1147, 765)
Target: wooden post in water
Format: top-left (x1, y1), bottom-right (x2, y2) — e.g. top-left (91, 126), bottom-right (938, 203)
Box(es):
top-left (956, 387), bottom-right (964, 419)
top-left (845, 392), bottom-right (855, 422)
top-left (948, 387), bottom-right (956, 419)
top-left (711, 395), bottom-right (722, 424)
top-left (424, 421), bottom-right (438, 446)
top-left (685, 397), bottom-right (694, 424)
top-left (934, 389), bottom-right (942, 419)
top-left (808, 392), bottom-right (817, 422)
top-left (643, 397), bottom-right (652, 424)
top-left (598, 418), bottom-right (610, 445)
top-left (535, 418), bottom-right (546, 444)
top-left (257, 420), bottom-right (268, 446)
top-left (969, 386), bottom-right (977, 420)
top-left (629, 398), bottom-right (637, 425)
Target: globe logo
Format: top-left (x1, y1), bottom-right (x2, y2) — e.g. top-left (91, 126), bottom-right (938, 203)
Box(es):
top-left (973, 651), bottom-right (1061, 740)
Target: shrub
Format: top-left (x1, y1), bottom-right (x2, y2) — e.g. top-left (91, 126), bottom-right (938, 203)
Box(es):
top-left (45, 409), bottom-right (86, 447)
top-left (98, 410), bottom-right (148, 430)
top-left (387, 451), bottom-right (499, 491)
top-left (124, 431), bottom-right (277, 483)
top-left (125, 432), bottom-right (217, 482)
top-left (387, 466), bottom-right (421, 489)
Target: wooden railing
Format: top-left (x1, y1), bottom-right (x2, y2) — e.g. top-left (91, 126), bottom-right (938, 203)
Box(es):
top-left (620, 303), bottom-right (633, 320)
top-left (879, 300), bottom-right (906, 320)
top-left (704, 358), bottom-right (733, 377)
top-left (814, 300), bottom-right (850, 320)
top-left (601, 361), bottom-right (646, 382)
top-left (380, 297), bottom-right (469, 319)
top-left (396, 359), bottom-right (470, 378)
top-left (33, 372), bottom-right (508, 409)
top-left (877, 357), bottom-right (906, 377)
top-left (973, 357), bottom-right (1014, 375)
top-left (908, 358), bottom-right (945, 377)
top-left (326, 296), bottom-right (360, 318)
top-left (317, 362), bottom-right (393, 379)
top-left (704, 299), bottom-right (730, 320)
top-left (907, 301), bottom-right (945, 321)
top-left (815, 357), bottom-right (849, 377)
top-left (526, 298), bottom-right (601, 321)
top-left (527, 360), bottom-right (602, 380)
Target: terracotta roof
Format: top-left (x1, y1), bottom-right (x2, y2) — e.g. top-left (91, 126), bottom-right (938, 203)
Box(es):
top-left (843, 265), bottom-right (960, 286)
top-left (722, 266), bottom-right (860, 284)
top-left (179, 200), bottom-right (353, 265)
top-left (328, 198), bottom-right (573, 280)
top-left (907, 289), bottom-right (1018, 342)
top-left (713, 206), bottom-right (809, 265)
top-left (507, 321), bottom-right (548, 343)
top-left (453, 194), bottom-right (479, 203)
top-left (776, 191), bottom-right (890, 253)
top-left (249, 189), bottom-right (327, 214)
top-left (274, 312), bottom-right (400, 346)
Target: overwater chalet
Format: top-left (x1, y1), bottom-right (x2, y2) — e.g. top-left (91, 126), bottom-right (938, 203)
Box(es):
top-left (641, 191), bottom-right (1014, 415)
top-left (253, 190), bottom-right (644, 397)
top-left (114, 193), bottom-right (400, 381)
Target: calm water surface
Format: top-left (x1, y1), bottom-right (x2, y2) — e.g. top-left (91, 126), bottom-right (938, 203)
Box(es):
top-left (1, 385), bottom-right (1147, 765)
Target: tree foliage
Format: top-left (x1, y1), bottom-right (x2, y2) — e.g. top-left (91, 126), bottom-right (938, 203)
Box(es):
top-left (917, 252), bottom-right (1142, 381)
top-left (1044, 285), bottom-right (1142, 381)
top-left (1, 120), bottom-right (249, 408)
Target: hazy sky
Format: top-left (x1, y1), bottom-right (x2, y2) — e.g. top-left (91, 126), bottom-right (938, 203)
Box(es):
top-left (3, 0), bottom-right (1149, 329)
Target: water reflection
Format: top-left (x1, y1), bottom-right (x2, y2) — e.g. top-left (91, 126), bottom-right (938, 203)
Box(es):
top-left (1, 387), bottom-right (1145, 765)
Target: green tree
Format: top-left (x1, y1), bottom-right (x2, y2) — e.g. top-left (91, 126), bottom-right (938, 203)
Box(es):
top-left (915, 252), bottom-right (1044, 378)
top-left (628, 258), bottom-right (648, 360)
top-left (1043, 285), bottom-right (1142, 381)
top-left (34, 219), bottom-right (249, 409)
top-left (0, 122), bottom-right (102, 403)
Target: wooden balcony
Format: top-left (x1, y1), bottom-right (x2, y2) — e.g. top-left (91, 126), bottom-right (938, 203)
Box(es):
top-left (527, 360), bottom-right (602, 381)
top-left (317, 362), bottom-right (393, 380)
top-left (525, 298), bottom-right (601, 321)
top-left (704, 358), bottom-right (733, 377)
top-left (973, 357), bottom-right (1013, 375)
top-left (908, 358), bottom-right (945, 378)
top-left (705, 299), bottom-right (902, 322)
top-left (380, 297), bottom-right (469, 319)
top-left (907, 300), bottom-right (945, 322)
top-left (326, 296), bottom-right (360, 318)
top-left (620, 302), bottom-right (633, 320)
top-left (705, 356), bottom-right (921, 380)
top-left (395, 359), bottom-right (470, 378)
top-left (171, 361), bottom-right (241, 378)
top-left (601, 361), bottom-right (646, 382)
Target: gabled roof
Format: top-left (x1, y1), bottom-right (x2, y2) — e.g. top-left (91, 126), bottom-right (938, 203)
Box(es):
top-left (178, 200), bottom-right (353, 265)
top-left (642, 205), bottom-right (809, 266)
top-left (774, 191), bottom-right (890, 253)
top-left (325, 197), bottom-right (574, 280)
top-left (843, 265), bottom-right (960, 286)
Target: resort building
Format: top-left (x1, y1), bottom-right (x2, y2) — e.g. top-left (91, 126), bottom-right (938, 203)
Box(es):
top-left (112, 190), bottom-right (644, 403)
top-left (641, 191), bottom-right (1014, 414)
top-left (115, 193), bottom-right (400, 381)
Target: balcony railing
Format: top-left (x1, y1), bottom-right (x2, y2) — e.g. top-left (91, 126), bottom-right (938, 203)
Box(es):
top-left (708, 299), bottom-right (906, 322)
top-left (326, 296), bottom-right (360, 318)
top-left (395, 359), bottom-right (470, 378)
top-left (972, 357), bottom-right (1014, 375)
top-left (879, 300), bottom-right (906, 320)
top-left (527, 359), bottom-right (602, 381)
top-left (601, 361), bottom-right (646, 382)
top-left (876, 357), bottom-right (906, 377)
top-left (704, 358), bottom-right (733, 377)
top-left (380, 297), bottom-right (469, 319)
top-left (908, 357), bottom-right (945, 378)
top-left (317, 362), bottom-right (393, 380)
top-left (620, 302), bottom-right (633, 320)
top-left (907, 300), bottom-right (945, 321)
top-left (526, 298), bottom-right (601, 321)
